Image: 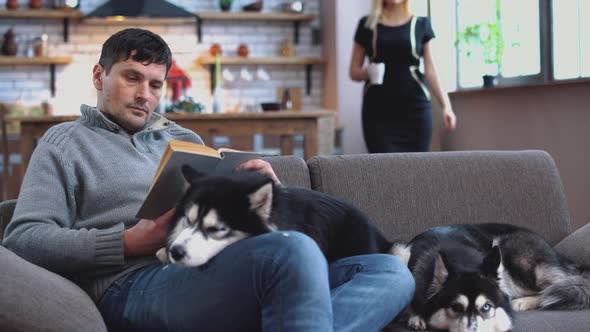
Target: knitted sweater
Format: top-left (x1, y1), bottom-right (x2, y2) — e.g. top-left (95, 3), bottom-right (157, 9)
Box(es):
top-left (2, 104), bottom-right (203, 302)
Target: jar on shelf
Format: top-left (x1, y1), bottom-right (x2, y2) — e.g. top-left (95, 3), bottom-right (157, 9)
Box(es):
top-left (281, 39), bottom-right (293, 57)
top-left (33, 34), bottom-right (48, 57)
top-left (1, 29), bottom-right (18, 56)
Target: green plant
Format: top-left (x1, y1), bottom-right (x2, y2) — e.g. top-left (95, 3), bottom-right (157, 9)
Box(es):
top-left (455, 23), bottom-right (504, 75)
top-left (219, 0), bottom-right (233, 11)
top-left (455, 0), bottom-right (504, 76)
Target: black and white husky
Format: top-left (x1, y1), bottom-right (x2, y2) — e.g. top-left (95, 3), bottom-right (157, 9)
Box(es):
top-left (392, 223), bottom-right (590, 332)
top-left (156, 165), bottom-right (392, 266)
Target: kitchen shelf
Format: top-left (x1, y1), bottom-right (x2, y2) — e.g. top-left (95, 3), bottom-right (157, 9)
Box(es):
top-left (83, 17), bottom-right (196, 25)
top-left (197, 56), bottom-right (325, 95)
top-left (195, 11), bottom-right (317, 44)
top-left (197, 56), bottom-right (324, 66)
top-left (0, 9), bottom-right (82, 42)
top-left (0, 56), bottom-right (72, 97)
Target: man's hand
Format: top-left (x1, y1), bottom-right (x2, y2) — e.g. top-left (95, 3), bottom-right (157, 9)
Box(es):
top-left (123, 208), bottom-right (175, 257)
top-left (237, 159), bottom-right (281, 185)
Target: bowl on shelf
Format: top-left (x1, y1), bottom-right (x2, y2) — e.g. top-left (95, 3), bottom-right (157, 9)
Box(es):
top-left (260, 102), bottom-right (283, 112)
top-left (242, 0), bottom-right (263, 12)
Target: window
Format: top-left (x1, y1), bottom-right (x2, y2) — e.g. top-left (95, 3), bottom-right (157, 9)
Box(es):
top-left (552, 0), bottom-right (590, 80)
top-left (455, 0), bottom-right (589, 88)
top-left (455, 0), bottom-right (542, 88)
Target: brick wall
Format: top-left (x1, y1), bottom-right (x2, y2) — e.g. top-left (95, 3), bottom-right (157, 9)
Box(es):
top-left (0, 0), bottom-right (323, 115)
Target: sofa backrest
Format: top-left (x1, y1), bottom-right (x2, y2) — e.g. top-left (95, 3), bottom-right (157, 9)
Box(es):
top-left (264, 155), bottom-right (312, 189)
top-left (307, 150), bottom-right (572, 245)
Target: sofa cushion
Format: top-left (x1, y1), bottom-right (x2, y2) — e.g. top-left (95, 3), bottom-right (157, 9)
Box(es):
top-left (307, 150), bottom-right (571, 245)
top-left (0, 245), bottom-right (107, 332)
top-left (554, 222), bottom-right (590, 268)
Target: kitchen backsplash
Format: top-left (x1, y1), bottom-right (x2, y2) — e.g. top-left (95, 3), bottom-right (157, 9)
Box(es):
top-left (0, 0), bottom-right (322, 115)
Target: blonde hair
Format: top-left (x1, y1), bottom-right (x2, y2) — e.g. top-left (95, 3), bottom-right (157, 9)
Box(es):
top-left (365, 0), bottom-right (412, 30)
top-left (365, 0), bottom-right (411, 60)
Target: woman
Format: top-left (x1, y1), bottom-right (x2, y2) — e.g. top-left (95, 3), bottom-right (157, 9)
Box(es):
top-left (350, 0), bottom-right (456, 153)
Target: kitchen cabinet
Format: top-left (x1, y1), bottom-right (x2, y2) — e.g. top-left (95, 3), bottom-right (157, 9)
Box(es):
top-left (0, 9), bottom-right (82, 42)
top-left (0, 56), bottom-right (72, 96)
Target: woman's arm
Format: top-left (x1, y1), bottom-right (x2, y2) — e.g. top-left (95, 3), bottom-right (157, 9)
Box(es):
top-left (423, 41), bottom-right (457, 132)
top-left (349, 42), bottom-right (370, 82)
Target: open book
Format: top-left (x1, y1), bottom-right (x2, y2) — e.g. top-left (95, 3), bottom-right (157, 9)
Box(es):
top-left (136, 140), bottom-right (260, 219)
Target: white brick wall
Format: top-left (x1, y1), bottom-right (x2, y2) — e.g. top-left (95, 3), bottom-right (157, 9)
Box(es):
top-left (0, 0), bottom-right (322, 115)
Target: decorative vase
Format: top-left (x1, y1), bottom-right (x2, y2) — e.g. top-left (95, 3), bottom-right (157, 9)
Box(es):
top-left (1, 29), bottom-right (18, 56)
top-left (482, 75), bottom-right (497, 88)
top-left (6, 0), bottom-right (18, 10)
top-left (219, 0), bottom-right (233, 11)
top-left (29, 0), bottom-right (43, 9)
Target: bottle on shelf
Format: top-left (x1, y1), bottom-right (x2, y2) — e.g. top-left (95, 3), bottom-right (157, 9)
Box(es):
top-left (282, 88), bottom-right (292, 110)
top-left (212, 53), bottom-right (223, 113)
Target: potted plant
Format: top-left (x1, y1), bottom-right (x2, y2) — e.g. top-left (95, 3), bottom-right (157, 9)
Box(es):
top-left (455, 1), bottom-right (504, 87)
top-left (219, 0), bottom-right (233, 11)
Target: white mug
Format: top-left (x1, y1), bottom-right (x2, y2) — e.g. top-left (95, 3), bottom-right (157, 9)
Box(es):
top-left (368, 62), bottom-right (385, 85)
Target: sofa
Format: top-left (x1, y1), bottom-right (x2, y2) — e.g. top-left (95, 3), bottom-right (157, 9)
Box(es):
top-left (1, 150), bottom-right (589, 331)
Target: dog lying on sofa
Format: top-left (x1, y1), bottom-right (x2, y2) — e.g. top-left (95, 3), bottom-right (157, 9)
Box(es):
top-left (157, 165), bottom-right (393, 266)
top-left (392, 223), bottom-right (590, 332)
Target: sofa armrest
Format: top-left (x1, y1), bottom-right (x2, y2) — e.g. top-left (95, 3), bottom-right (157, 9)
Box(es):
top-left (554, 223), bottom-right (590, 268)
top-left (0, 245), bottom-right (107, 332)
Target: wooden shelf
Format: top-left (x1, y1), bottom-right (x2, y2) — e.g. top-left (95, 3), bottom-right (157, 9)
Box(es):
top-left (0, 9), bottom-right (82, 19)
top-left (0, 56), bottom-right (72, 65)
top-left (196, 12), bottom-right (316, 21)
top-left (195, 11), bottom-right (317, 44)
top-left (197, 56), bottom-right (325, 66)
top-left (197, 56), bottom-right (325, 95)
top-left (83, 17), bottom-right (196, 25)
top-left (0, 9), bottom-right (82, 42)
top-left (0, 56), bottom-right (72, 97)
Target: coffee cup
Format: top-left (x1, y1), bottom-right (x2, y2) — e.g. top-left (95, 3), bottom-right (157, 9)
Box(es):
top-left (368, 62), bottom-right (385, 85)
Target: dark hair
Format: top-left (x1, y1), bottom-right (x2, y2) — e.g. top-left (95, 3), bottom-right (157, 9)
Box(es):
top-left (98, 28), bottom-right (172, 76)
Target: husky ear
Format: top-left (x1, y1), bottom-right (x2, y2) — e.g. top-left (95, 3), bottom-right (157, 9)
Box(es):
top-left (248, 181), bottom-right (275, 230)
top-left (181, 165), bottom-right (205, 183)
top-left (432, 253), bottom-right (450, 291)
top-left (482, 246), bottom-right (502, 277)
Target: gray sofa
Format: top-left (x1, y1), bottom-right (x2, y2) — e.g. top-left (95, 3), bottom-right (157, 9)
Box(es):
top-left (2, 150), bottom-right (589, 331)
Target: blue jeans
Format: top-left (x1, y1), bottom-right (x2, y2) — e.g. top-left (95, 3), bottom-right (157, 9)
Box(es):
top-left (98, 231), bottom-right (415, 332)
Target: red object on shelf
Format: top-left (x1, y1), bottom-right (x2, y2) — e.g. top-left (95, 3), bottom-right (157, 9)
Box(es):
top-left (166, 60), bottom-right (192, 102)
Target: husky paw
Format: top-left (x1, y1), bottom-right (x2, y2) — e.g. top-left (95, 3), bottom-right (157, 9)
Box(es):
top-left (512, 296), bottom-right (541, 311)
top-left (408, 315), bottom-right (428, 330)
top-left (156, 247), bottom-right (169, 264)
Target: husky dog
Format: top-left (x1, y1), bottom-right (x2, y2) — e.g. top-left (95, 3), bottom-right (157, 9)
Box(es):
top-left (391, 223), bottom-right (590, 332)
top-left (157, 165), bottom-right (391, 266)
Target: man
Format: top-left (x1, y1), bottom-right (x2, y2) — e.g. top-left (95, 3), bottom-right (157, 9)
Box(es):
top-left (3, 28), bottom-right (414, 331)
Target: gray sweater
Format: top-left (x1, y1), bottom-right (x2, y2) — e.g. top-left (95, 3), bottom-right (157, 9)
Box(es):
top-left (3, 104), bottom-right (203, 302)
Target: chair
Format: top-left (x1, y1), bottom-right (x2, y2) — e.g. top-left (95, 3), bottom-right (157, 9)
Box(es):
top-left (0, 198), bottom-right (16, 239)
top-left (1, 104), bottom-right (11, 200)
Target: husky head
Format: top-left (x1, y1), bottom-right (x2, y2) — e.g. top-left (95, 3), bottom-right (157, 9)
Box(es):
top-left (425, 247), bottom-right (514, 332)
top-left (161, 165), bottom-right (277, 267)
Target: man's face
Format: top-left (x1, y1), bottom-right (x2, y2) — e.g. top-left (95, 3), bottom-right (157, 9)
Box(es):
top-left (93, 54), bottom-right (166, 133)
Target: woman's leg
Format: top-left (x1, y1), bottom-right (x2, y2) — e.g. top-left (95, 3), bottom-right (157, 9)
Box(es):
top-left (329, 254), bottom-right (415, 332)
top-left (98, 231), bottom-right (332, 332)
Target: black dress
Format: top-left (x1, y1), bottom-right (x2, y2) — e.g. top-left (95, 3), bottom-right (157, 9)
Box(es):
top-left (354, 16), bottom-right (435, 153)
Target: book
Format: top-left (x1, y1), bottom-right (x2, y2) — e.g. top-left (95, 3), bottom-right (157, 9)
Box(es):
top-left (136, 140), bottom-right (260, 219)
